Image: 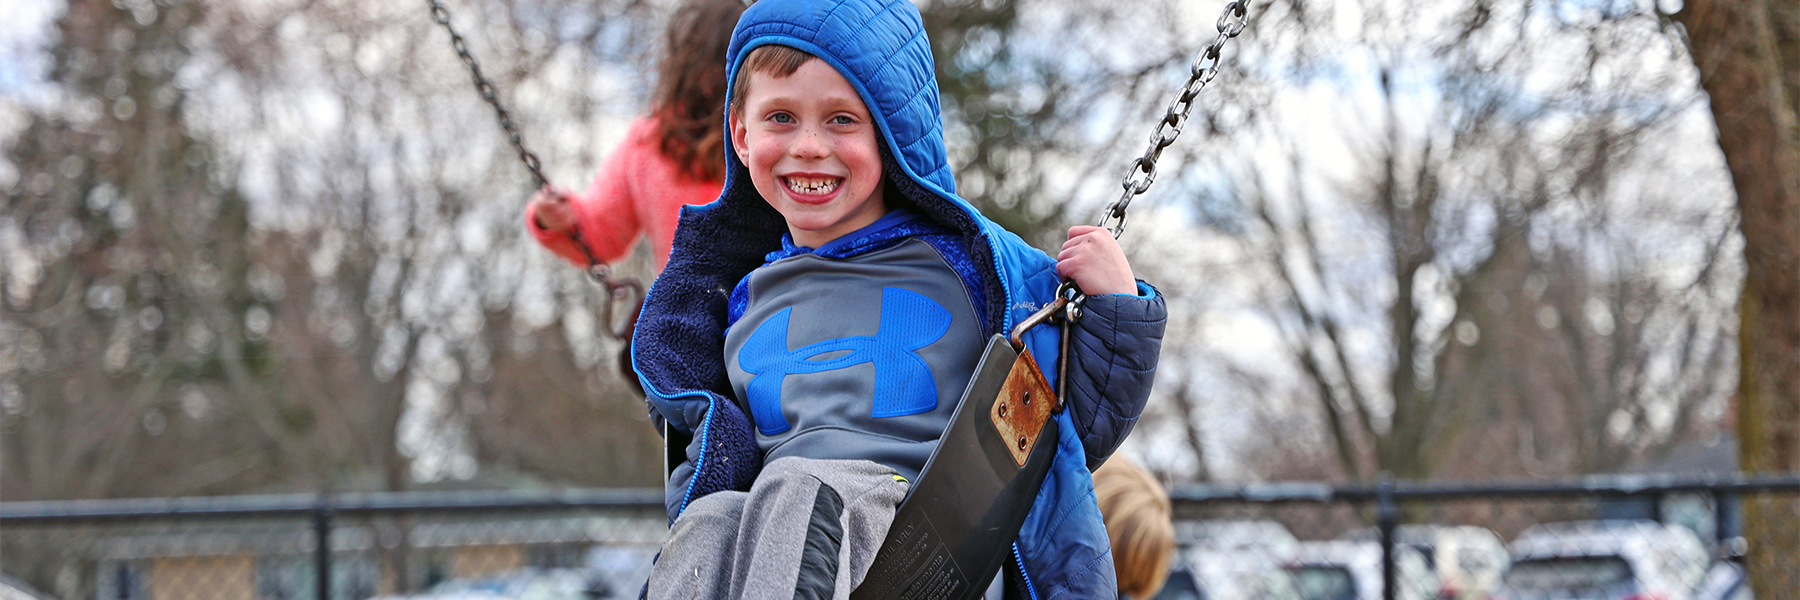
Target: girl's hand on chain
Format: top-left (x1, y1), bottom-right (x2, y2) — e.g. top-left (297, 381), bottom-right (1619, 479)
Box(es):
top-left (529, 187), bottom-right (576, 233)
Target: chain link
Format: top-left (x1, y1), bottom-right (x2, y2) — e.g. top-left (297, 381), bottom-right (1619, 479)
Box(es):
top-left (428, 0), bottom-right (549, 190)
top-left (569, 227), bottom-right (646, 340)
top-left (1097, 0), bottom-right (1248, 238)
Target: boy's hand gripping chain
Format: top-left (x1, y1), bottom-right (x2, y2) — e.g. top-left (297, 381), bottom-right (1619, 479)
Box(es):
top-left (427, 0), bottom-right (644, 342)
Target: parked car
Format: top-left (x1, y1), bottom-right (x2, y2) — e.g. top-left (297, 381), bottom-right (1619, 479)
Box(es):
top-left (1494, 520), bottom-right (1709, 600)
top-left (1694, 562), bottom-right (1750, 600)
top-left (1153, 520), bottom-right (1306, 600)
top-left (1285, 540), bottom-right (1438, 600)
top-left (1176, 520), bottom-right (1302, 555)
top-left (584, 545), bottom-right (657, 597)
top-left (368, 567), bottom-right (615, 600)
top-left (0, 574), bottom-right (59, 600)
top-left (1342, 525), bottom-right (1509, 599)
top-left (1155, 547), bottom-right (1304, 600)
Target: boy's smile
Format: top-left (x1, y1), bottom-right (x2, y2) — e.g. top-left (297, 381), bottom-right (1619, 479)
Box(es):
top-left (733, 58), bottom-right (886, 248)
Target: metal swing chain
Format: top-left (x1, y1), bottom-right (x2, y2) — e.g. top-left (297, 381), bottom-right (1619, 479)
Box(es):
top-left (1096, 0), bottom-right (1248, 239)
top-left (1019, 0), bottom-right (1249, 364)
top-left (428, 0), bottom-right (548, 190)
top-left (427, 0), bottom-right (643, 340)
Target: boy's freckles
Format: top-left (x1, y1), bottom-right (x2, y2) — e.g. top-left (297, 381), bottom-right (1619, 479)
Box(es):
top-left (732, 59), bottom-right (887, 248)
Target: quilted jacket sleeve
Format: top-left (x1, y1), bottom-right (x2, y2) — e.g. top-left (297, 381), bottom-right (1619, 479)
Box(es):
top-left (1064, 281), bottom-right (1167, 471)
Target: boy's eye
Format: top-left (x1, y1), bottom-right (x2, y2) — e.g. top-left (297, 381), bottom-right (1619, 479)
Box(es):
top-left (830, 115), bottom-right (857, 126)
top-left (770, 113), bottom-right (794, 124)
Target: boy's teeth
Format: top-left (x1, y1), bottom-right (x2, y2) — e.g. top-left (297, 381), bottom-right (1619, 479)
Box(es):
top-left (785, 176), bottom-right (841, 195)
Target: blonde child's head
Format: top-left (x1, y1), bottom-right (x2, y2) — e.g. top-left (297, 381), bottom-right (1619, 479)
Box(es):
top-left (1094, 456), bottom-right (1175, 599)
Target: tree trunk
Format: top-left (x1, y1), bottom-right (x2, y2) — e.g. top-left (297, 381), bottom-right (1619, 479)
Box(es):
top-left (1679, 0), bottom-right (1800, 593)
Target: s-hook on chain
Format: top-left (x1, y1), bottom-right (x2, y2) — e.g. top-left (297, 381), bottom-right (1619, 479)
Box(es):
top-left (427, 0), bottom-right (643, 340)
top-left (1097, 0), bottom-right (1248, 239)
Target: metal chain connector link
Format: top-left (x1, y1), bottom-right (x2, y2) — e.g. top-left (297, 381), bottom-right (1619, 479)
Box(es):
top-left (569, 228), bottom-right (646, 340)
top-left (1096, 0), bottom-right (1248, 239)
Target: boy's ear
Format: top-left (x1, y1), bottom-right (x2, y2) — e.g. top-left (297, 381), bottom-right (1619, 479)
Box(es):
top-left (731, 114), bottom-right (750, 165)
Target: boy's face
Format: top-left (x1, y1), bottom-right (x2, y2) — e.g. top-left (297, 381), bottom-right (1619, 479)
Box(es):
top-left (732, 58), bottom-right (886, 248)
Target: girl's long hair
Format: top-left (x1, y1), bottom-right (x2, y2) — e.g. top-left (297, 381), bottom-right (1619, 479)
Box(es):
top-left (653, 0), bottom-right (743, 182)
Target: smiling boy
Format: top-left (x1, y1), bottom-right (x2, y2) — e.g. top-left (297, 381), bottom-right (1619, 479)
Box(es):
top-left (630, 1), bottom-right (1167, 598)
top-left (733, 54), bottom-right (888, 248)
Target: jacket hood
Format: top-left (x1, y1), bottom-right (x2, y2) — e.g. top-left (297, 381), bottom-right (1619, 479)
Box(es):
top-left (725, 0), bottom-right (958, 203)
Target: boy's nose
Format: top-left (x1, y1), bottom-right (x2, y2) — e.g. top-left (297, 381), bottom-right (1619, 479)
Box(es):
top-left (790, 127), bottom-right (828, 159)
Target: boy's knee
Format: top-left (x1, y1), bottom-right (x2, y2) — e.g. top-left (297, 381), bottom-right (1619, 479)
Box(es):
top-left (676, 489), bottom-right (748, 524)
top-left (761, 458), bottom-right (900, 491)
top-left (759, 456), bottom-right (826, 480)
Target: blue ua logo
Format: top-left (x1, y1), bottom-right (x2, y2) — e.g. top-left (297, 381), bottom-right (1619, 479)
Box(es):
top-left (738, 287), bottom-right (951, 435)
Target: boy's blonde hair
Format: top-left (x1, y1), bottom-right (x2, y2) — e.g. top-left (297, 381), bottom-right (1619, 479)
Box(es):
top-left (729, 44), bottom-right (818, 117)
top-left (1094, 456), bottom-right (1175, 599)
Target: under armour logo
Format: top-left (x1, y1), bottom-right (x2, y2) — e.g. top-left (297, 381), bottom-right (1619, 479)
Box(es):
top-left (739, 287), bottom-right (950, 435)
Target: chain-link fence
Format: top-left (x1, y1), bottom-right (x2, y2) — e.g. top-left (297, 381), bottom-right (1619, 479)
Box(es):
top-left (3, 476), bottom-right (1796, 600)
top-left (0, 490), bottom-right (667, 600)
top-left (1160, 475), bottom-right (1800, 600)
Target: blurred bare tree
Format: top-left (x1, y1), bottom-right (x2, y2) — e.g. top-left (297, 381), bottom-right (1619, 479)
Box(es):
top-left (4, 0), bottom-right (669, 592)
top-left (193, 0), bottom-right (667, 493)
top-left (1, 0), bottom-right (295, 501)
top-left (1677, 0), bottom-right (1800, 592)
top-left (3, 0), bottom-right (675, 508)
top-left (1124, 0), bottom-right (1741, 483)
top-left (0, 3), bottom-right (331, 592)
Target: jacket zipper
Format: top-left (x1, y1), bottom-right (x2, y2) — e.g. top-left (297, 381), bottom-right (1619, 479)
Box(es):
top-left (1011, 543), bottom-right (1039, 600)
top-left (675, 395), bottom-right (718, 516)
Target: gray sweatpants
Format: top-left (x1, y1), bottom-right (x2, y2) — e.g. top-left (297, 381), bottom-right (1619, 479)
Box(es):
top-left (647, 457), bottom-right (910, 600)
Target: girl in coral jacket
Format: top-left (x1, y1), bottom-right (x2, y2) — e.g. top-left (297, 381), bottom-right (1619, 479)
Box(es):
top-left (523, 0), bottom-right (742, 273)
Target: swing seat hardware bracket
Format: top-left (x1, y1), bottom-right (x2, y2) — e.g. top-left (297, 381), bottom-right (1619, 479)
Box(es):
top-left (1008, 295), bottom-right (1070, 350)
top-left (990, 347), bottom-right (1057, 468)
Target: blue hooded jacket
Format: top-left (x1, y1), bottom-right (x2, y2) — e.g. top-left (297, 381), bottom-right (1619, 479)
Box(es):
top-left (630, 0), bottom-right (1167, 597)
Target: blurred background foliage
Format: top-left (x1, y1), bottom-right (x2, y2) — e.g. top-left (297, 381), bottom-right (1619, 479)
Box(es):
top-left (0, 0), bottom-right (1753, 503)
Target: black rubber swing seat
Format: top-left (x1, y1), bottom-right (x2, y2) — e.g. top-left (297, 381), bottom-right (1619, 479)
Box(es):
top-left (662, 333), bottom-right (1061, 600)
